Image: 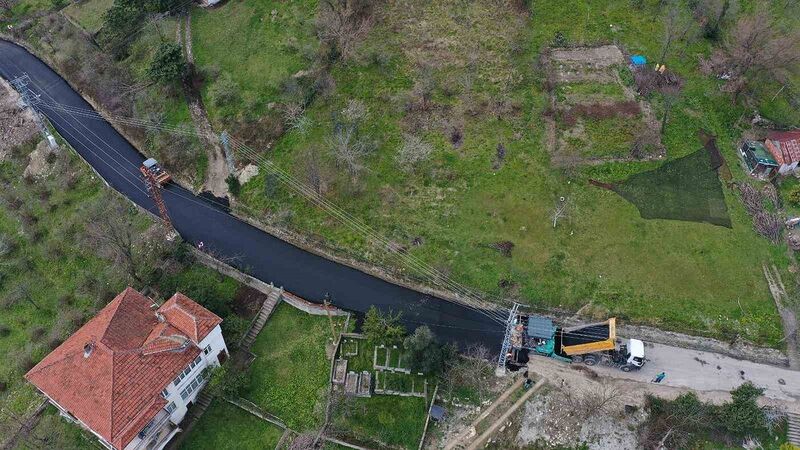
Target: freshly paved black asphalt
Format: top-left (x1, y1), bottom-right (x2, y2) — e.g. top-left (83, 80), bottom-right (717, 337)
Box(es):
top-left (0, 40), bottom-right (505, 349)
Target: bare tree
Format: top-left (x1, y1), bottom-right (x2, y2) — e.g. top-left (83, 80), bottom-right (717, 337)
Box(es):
top-left (396, 134), bottom-right (433, 172)
top-left (692, 0), bottom-right (739, 40)
top-left (443, 345), bottom-right (494, 403)
top-left (302, 148), bottom-right (329, 195)
top-left (551, 196), bottom-right (570, 228)
top-left (659, 3), bottom-right (697, 64)
top-left (316, 0), bottom-right (374, 60)
top-left (328, 100), bottom-right (373, 179)
top-left (702, 12), bottom-right (800, 103)
top-left (83, 195), bottom-right (171, 285)
top-left (558, 382), bottom-right (620, 422)
top-left (0, 0), bottom-right (16, 15)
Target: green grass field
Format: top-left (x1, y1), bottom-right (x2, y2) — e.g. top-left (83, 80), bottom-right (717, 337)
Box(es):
top-left (62, 0), bottom-right (113, 33)
top-left (179, 400), bottom-right (284, 450)
top-left (8, 0), bottom-right (799, 351)
top-left (197, 0), bottom-right (794, 347)
top-left (190, 0), bottom-right (318, 121)
top-left (244, 302), bottom-right (340, 431)
top-left (333, 395), bottom-right (428, 450)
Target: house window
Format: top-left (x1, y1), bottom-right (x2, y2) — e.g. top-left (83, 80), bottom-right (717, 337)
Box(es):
top-left (160, 389), bottom-right (169, 399)
top-left (172, 355), bottom-right (202, 387)
top-left (179, 370), bottom-right (208, 401)
top-left (138, 418), bottom-right (156, 439)
top-left (203, 344), bottom-right (211, 355)
top-left (165, 402), bottom-right (176, 414)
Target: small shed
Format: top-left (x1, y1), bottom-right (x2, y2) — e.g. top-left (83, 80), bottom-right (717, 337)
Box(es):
top-left (740, 141), bottom-right (778, 179)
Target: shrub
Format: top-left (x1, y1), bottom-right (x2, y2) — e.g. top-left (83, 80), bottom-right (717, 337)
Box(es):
top-left (209, 73), bottom-right (240, 108)
top-left (363, 306), bottom-right (405, 345)
top-left (226, 174), bottom-right (241, 197)
top-left (396, 134), bottom-right (433, 172)
top-left (147, 43), bottom-right (186, 84)
top-left (220, 314), bottom-right (249, 346)
top-left (787, 184), bottom-right (800, 206)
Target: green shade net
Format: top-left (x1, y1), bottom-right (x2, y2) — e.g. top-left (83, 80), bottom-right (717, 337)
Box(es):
top-left (610, 148), bottom-right (732, 228)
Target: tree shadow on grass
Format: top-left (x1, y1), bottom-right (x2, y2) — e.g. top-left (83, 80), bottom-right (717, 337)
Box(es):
top-left (592, 148), bottom-right (732, 228)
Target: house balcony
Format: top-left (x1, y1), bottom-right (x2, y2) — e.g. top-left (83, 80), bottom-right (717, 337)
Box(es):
top-left (126, 409), bottom-right (180, 450)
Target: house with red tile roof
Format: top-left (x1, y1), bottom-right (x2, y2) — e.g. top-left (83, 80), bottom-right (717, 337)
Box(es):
top-left (25, 287), bottom-right (228, 450)
top-left (764, 130), bottom-right (800, 175)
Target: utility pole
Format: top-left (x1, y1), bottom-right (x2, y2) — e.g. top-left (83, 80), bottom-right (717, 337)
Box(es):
top-left (322, 292), bottom-right (337, 341)
top-left (139, 165), bottom-right (174, 233)
top-left (220, 131), bottom-right (236, 173)
top-left (11, 74), bottom-right (48, 141)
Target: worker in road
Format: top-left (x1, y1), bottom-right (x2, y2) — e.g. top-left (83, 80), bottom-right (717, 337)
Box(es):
top-left (652, 372), bottom-right (666, 383)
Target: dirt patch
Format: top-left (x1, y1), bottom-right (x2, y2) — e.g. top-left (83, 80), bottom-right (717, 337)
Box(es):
top-left (517, 385), bottom-right (644, 449)
top-left (23, 140), bottom-right (57, 179)
top-left (549, 45), bottom-right (625, 83)
top-left (180, 18), bottom-right (230, 198)
top-left (238, 163), bottom-right (259, 185)
top-left (544, 45), bottom-right (665, 164)
top-left (562, 100), bottom-right (641, 126)
top-left (232, 285), bottom-right (267, 320)
top-left (0, 79), bottom-right (39, 156)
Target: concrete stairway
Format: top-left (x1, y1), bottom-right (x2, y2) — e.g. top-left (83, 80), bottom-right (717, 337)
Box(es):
top-left (788, 412), bottom-right (800, 447)
top-left (239, 287), bottom-right (282, 351)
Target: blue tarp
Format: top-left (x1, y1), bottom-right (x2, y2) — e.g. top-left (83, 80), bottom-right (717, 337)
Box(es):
top-left (631, 55), bottom-right (647, 66)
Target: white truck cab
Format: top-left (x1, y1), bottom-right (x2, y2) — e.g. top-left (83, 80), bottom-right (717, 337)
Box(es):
top-left (626, 338), bottom-right (645, 368)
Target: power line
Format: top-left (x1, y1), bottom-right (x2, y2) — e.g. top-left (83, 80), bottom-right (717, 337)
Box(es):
top-left (30, 98), bottom-right (512, 323)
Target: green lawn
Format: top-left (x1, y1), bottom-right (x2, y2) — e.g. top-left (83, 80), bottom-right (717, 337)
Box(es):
top-left (191, 0), bottom-right (318, 121)
top-left (179, 400), bottom-right (284, 450)
top-left (62, 0), bottom-right (114, 33)
top-left (244, 302), bottom-right (340, 431)
top-left (333, 396), bottom-right (427, 450)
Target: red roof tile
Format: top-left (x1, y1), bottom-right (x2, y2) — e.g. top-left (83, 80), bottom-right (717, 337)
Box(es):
top-left (158, 292), bottom-right (222, 344)
top-left (766, 130), bottom-right (800, 165)
top-left (25, 288), bottom-right (220, 449)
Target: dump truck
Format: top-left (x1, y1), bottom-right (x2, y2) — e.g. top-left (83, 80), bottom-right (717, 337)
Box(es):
top-left (142, 158), bottom-right (171, 186)
top-left (507, 315), bottom-right (645, 372)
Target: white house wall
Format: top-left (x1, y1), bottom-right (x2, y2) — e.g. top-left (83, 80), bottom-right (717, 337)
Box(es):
top-left (160, 324), bottom-right (228, 425)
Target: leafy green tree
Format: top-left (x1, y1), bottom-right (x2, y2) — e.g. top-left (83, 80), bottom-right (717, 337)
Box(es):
top-left (362, 305), bottom-right (405, 345)
top-left (147, 43), bottom-right (186, 84)
top-left (719, 382), bottom-right (766, 437)
top-left (403, 326), bottom-right (449, 375)
top-left (206, 364), bottom-right (248, 398)
top-left (101, 1), bottom-right (145, 58)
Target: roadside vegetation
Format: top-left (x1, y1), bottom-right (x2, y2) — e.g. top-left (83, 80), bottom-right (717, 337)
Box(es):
top-left (0, 131), bottom-right (252, 447)
top-left (6, 0), bottom-right (800, 348)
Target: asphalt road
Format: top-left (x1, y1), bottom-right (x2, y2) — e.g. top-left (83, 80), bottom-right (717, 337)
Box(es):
top-left (0, 40), bottom-right (505, 349)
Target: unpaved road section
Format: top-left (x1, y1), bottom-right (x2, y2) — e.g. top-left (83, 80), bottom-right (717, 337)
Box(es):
top-left (577, 341), bottom-right (800, 405)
